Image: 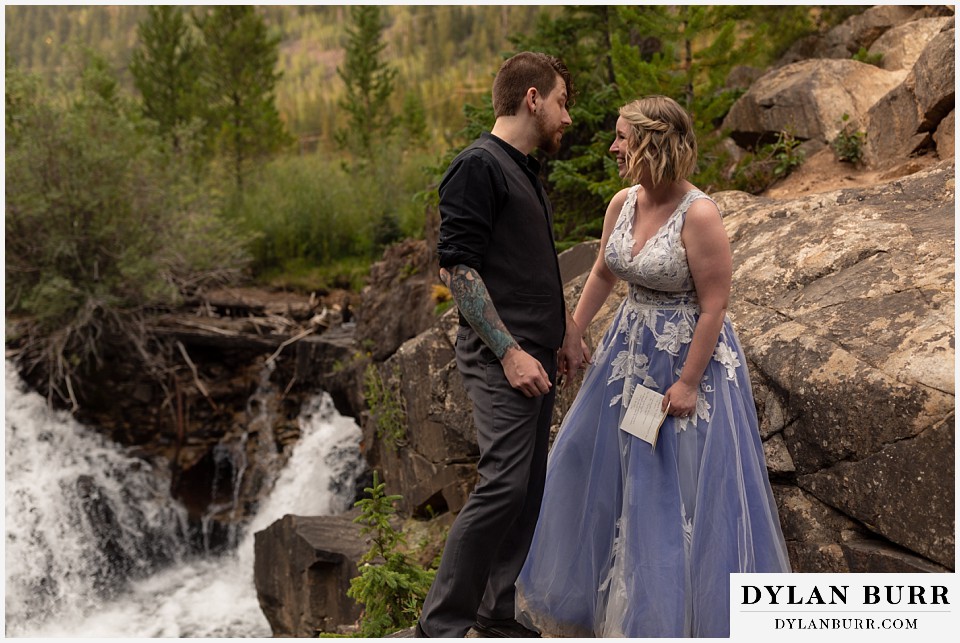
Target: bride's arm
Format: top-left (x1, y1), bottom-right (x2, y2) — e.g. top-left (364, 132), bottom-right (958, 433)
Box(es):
top-left (571, 188), bottom-right (631, 354)
top-left (663, 197), bottom-right (732, 416)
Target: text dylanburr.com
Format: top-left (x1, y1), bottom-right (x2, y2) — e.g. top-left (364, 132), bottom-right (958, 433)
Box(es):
top-left (731, 573), bottom-right (958, 640)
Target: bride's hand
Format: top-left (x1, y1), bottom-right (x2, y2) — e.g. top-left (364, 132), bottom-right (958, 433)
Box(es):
top-left (663, 380), bottom-right (697, 418)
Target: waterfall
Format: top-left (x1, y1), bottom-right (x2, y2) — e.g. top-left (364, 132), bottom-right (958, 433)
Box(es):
top-left (4, 360), bottom-right (365, 637)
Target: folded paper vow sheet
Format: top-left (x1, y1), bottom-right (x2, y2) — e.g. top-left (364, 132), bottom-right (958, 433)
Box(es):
top-left (619, 383), bottom-right (669, 450)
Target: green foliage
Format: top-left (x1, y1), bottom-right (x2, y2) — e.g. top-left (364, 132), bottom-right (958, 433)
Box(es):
top-left (347, 472), bottom-right (436, 638)
top-left (4, 4), bottom-right (862, 156)
top-left (194, 6), bottom-right (293, 190)
top-left (400, 90), bottom-right (429, 147)
top-left (5, 55), bottom-right (250, 403)
top-left (224, 147), bottom-right (432, 282)
top-left (4, 4), bottom-right (877, 297)
top-left (336, 6), bottom-right (398, 163)
top-left (363, 364), bottom-right (407, 450)
top-left (852, 46), bottom-right (884, 67)
top-left (731, 131), bottom-right (806, 193)
top-left (129, 6), bottom-right (203, 151)
top-left (260, 256), bottom-right (372, 294)
top-left (770, 131), bottom-right (805, 178)
top-left (831, 113), bottom-right (865, 165)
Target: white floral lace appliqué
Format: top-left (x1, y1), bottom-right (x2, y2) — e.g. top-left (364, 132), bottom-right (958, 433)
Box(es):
top-left (713, 342), bottom-right (742, 382)
top-left (655, 319), bottom-right (693, 355)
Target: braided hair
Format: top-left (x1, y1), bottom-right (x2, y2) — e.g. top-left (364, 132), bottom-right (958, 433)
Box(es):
top-left (619, 96), bottom-right (698, 187)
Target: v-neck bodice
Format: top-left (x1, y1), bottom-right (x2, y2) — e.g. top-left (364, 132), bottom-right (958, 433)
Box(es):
top-left (604, 185), bottom-right (713, 305)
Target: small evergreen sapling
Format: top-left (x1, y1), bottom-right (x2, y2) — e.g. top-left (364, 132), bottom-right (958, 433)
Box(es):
top-left (347, 472), bottom-right (435, 637)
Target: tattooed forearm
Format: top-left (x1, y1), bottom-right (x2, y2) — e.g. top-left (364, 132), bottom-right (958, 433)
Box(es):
top-left (447, 264), bottom-right (518, 359)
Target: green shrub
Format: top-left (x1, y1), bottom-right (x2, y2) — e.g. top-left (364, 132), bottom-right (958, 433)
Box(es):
top-left (363, 364), bottom-right (407, 450)
top-left (731, 131), bottom-right (806, 193)
top-left (5, 54), bottom-right (249, 403)
top-left (852, 46), bottom-right (883, 67)
top-left (225, 147), bottom-right (434, 284)
top-left (831, 113), bottom-right (866, 165)
top-left (770, 131), bottom-right (805, 178)
top-left (347, 472), bottom-right (436, 638)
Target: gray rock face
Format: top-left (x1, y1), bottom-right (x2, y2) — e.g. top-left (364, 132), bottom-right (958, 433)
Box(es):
top-left (799, 415), bottom-right (954, 567)
top-left (715, 160), bottom-right (955, 570)
top-left (253, 512), bottom-right (366, 636)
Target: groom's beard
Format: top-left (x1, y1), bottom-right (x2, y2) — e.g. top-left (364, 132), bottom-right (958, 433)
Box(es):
top-left (536, 109), bottom-right (563, 155)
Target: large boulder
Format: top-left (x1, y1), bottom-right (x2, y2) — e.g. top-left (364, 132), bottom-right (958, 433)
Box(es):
top-left (775, 5), bottom-right (920, 67)
top-left (361, 313), bottom-right (479, 517)
top-left (867, 16), bottom-right (954, 72)
top-left (356, 238), bottom-right (440, 361)
top-left (715, 160), bottom-right (955, 570)
top-left (911, 27), bottom-right (956, 131)
top-left (253, 512), bottom-right (366, 636)
top-left (934, 108), bottom-right (955, 160)
top-left (863, 26), bottom-right (956, 168)
top-left (722, 59), bottom-right (903, 150)
top-left (815, 5), bottom-right (921, 60)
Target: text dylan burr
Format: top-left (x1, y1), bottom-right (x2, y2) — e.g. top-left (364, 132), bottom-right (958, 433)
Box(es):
top-left (742, 585), bottom-right (949, 606)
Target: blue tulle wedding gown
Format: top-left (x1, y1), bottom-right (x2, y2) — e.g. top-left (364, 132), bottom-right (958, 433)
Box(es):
top-left (515, 185), bottom-right (791, 638)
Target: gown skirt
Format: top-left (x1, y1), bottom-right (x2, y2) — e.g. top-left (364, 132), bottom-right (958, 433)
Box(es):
top-left (515, 288), bottom-right (792, 638)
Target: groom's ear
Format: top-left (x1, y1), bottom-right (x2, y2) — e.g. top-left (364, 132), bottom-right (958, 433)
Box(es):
top-left (523, 87), bottom-right (539, 115)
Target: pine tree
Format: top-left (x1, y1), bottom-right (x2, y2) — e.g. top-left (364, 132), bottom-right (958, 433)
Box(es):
top-left (399, 90), bottom-right (428, 147)
top-left (347, 472), bottom-right (435, 637)
top-left (194, 5), bottom-right (291, 190)
top-left (129, 5), bottom-right (202, 150)
top-left (335, 5), bottom-right (398, 164)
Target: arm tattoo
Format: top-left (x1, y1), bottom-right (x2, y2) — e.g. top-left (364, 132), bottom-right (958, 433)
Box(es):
top-left (447, 264), bottom-right (518, 359)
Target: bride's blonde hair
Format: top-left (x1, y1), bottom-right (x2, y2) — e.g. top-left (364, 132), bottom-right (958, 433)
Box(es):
top-left (619, 96), bottom-right (697, 186)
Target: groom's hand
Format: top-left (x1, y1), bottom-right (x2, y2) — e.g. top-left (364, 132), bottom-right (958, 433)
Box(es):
top-left (501, 347), bottom-right (552, 397)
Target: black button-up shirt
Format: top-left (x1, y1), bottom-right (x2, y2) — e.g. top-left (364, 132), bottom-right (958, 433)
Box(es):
top-left (437, 132), bottom-right (548, 271)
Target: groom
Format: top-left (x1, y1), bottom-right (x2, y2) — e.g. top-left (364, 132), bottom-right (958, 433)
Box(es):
top-left (416, 51), bottom-right (583, 638)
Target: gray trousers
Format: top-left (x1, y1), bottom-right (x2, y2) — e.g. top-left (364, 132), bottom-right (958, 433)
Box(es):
top-left (418, 326), bottom-right (556, 637)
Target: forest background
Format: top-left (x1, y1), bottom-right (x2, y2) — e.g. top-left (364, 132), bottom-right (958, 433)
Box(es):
top-left (5, 4), bottom-right (864, 398)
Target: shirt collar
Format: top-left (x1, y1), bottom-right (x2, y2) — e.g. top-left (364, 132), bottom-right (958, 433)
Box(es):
top-left (481, 132), bottom-right (542, 175)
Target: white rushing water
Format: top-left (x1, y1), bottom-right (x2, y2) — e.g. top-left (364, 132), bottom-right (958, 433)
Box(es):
top-left (4, 360), bottom-right (365, 637)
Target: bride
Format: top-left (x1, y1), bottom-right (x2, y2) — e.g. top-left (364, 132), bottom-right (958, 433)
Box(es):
top-left (515, 95), bottom-right (792, 638)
